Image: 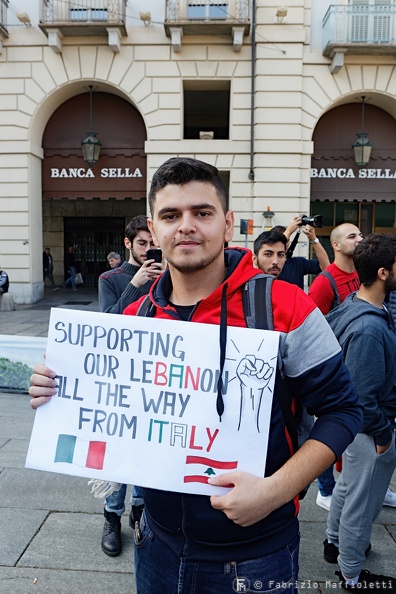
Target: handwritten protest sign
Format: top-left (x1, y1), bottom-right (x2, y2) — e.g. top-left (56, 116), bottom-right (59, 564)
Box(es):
top-left (26, 308), bottom-right (280, 495)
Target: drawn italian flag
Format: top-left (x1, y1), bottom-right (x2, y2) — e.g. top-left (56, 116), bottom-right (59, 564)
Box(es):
top-left (54, 434), bottom-right (106, 470)
top-left (184, 455), bottom-right (238, 484)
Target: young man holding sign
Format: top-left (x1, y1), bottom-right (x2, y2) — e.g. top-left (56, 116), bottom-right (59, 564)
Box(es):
top-left (30, 158), bottom-right (362, 594)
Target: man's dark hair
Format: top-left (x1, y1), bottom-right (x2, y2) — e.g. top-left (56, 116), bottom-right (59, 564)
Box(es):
top-left (353, 233), bottom-right (396, 287)
top-left (125, 215), bottom-right (149, 243)
top-left (273, 225), bottom-right (286, 234)
top-left (253, 230), bottom-right (287, 256)
top-left (148, 157), bottom-right (228, 215)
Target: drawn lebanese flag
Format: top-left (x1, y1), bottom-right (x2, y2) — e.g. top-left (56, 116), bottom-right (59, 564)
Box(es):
top-left (54, 434), bottom-right (106, 470)
top-left (184, 455), bottom-right (238, 484)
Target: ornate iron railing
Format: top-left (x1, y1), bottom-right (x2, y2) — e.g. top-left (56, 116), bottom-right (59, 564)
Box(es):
top-left (323, 3), bottom-right (396, 51)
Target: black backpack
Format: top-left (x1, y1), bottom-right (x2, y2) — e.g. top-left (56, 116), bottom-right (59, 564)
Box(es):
top-left (319, 270), bottom-right (340, 311)
top-left (136, 274), bottom-right (311, 498)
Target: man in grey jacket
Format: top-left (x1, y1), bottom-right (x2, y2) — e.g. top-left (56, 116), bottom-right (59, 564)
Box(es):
top-left (98, 215), bottom-right (163, 556)
top-left (324, 233), bottom-right (396, 593)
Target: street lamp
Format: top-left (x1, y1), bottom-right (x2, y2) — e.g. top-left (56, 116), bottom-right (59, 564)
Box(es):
top-left (352, 96), bottom-right (372, 168)
top-left (81, 85), bottom-right (101, 167)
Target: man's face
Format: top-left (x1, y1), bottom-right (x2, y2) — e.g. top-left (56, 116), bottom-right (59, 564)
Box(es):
top-left (254, 242), bottom-right (286, 277)
top-left (148, 181), bottom-right (234, 274)
top-left (125, 230), bottom-right (156, 266)
top-left (107, 257), bottom-right (120, 269)
top-left (335, 225), bottom-right (363, 257)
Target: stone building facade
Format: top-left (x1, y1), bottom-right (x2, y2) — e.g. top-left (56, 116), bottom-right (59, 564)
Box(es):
top-left (0, 0), bottom-right (395, 303)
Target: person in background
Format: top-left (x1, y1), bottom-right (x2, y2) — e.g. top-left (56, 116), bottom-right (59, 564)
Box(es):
top-left (309, 223), bottom-right (396, 511)
top-left (97, 215), bottom-right (164, 557)
top-left (324, 233), bottom-right (396, 592)
top-left (253, 230), bottom-right (288, 278)
top-left (63, 245), bottom-right (77, 291)
top-left (0, 268), bottom-right (9, 295)
top-left (29, 157), bottom-right (363, 594)
top-left (43, 247), bottom-right (59, 291)
top-left (273, 215), bottom-right (330, 289)
top-left (106, 251), bottom-right (122, 269)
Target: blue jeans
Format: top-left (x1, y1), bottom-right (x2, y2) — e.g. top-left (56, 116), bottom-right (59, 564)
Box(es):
top-left (317, 464), bottom-right (336, 497)
top-left (134, 511), bottom-right (299, 594)
top-left (105, 485), bottom-right (144, 516)
top-left (64, 265), bottom-right (76, 289)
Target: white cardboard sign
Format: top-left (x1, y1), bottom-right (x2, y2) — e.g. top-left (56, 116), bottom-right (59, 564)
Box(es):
top-left (26, 308), bottom-right (279, 495)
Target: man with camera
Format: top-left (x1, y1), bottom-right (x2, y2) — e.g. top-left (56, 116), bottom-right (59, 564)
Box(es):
top-left (272, 214), bottom-right (330, 289)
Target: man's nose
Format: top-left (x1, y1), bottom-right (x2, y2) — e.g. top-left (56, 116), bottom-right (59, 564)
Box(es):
top-left (178, 214), bottom-right (196, 234)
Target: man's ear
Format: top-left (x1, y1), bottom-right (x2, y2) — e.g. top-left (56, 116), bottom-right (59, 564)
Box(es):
top-left (224, 210), bottom-right (235, 244)
top-left (147, 218), bottom-right (160, 247)
top-left (124, 237), bottom-right (131, 250)
top-left (252, 253), bottom-right (258, 269)
top-left (378, 267), bottom-right (389, 281)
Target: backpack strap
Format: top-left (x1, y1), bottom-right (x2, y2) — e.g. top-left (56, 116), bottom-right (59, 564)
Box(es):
top-left (319, 270), bottom-right (340, 310)
top-left (242, 275), bottom-right (299, 454)
top-left (242, 274), bottom-right (274, 331)
top-left (135, 294), bottom-right (156, 317)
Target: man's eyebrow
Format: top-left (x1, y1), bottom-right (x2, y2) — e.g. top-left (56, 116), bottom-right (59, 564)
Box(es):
top-left (157, 203), bottom-right (217, 216)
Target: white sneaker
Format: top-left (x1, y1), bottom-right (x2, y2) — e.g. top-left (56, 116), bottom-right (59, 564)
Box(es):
top-left (383, 488), bottom-right (396, 507)
top-left (316, 492), bottom-right (332, 511)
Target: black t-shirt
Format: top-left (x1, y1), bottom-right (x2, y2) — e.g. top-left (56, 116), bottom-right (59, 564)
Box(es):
top-left (278, 257), bottom-right (320, 290)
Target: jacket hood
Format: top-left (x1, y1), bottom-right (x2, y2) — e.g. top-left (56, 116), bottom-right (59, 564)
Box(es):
top-left (149, 246), bottom-right (259, 312)
top-left (326, 292), bottom-right (394, 340)
top-left (149, 247), bottom-right (260, 420)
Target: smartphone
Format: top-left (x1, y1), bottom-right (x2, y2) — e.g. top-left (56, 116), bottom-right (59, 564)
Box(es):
top-left (146, 248), bottom-right (162, 263)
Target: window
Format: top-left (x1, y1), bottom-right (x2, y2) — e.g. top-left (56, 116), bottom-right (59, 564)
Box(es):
top-left (70, 8), bottom-right (108, 22)
top-left (349, 0), bottom-right (392, 43)
top-left (187, 2), bottom-right (228, 20)
top-left (183, 81), bottom-right (230, 139)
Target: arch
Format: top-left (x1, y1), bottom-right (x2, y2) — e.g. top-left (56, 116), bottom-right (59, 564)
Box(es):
top-left (30, 81), bottom-right (145, 149)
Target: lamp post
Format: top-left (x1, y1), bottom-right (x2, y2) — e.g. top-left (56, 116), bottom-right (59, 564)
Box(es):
top-left (263, 206), bottom-right (275, 230)
top-left (81, 85), bottom-right (101, 167)
top-left (352, 96), bottom-right (372, 168)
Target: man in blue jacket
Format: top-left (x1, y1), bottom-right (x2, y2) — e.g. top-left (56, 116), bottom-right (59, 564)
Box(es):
top-left (98, 215), bottom-right (163, 557)
top-left (324, 233), bottom-right (396, 592)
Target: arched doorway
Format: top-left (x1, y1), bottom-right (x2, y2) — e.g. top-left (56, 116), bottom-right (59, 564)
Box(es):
top-left (42, 92), bottom-right (147, 287)
top-left (311, 101), bottom-right (396, 257)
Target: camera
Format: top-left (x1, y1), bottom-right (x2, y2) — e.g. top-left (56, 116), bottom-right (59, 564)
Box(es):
top-left (299, 214), bottom-right (324, 229)
top-left (146, 248), bottom-right (162, 263)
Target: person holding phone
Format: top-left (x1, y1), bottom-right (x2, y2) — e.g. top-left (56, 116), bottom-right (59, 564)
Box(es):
top-left (97, 215), bottom-right (164, 557)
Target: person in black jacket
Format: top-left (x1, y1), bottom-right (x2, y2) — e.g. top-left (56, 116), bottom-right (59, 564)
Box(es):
top-left (43, 247), bottom-right (59, 291)
top-left (0, 268), bottom-right (9, 294)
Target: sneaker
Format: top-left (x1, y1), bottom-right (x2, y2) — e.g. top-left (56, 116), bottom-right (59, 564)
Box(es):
top-left (324, 539), bottom-right (371, 564)
top-left (316, 492), bottom-right (332, 511)
top-left (52, 287), bottom-right (60, 291)
top-left (101, 509), bottom-right (122, 557)
top-left (383, 488), bottom-right (396, 507)
top-left (72, 287), bottom-right (78, 291)
top-left (129, 504), bottom-right (144, 530)
top-left (335, 569), bottom-right (396, 593)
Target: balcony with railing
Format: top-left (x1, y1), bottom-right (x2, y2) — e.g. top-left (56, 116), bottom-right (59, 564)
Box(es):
top-left (0, 0), bottom-right (9, 46)
top-left (323, 4), bottom-right (396, 57)
top-left (39, 0), bottom-right (127, 52)
top-left (164, 0), bottom-right (250, 51)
